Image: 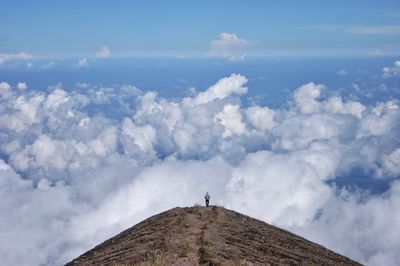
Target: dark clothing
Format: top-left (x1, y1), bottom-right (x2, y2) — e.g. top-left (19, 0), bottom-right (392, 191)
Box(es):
top-left (205, 192), bottom-right (210, 207)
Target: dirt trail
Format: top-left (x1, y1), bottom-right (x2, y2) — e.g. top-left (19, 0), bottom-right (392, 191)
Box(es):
top-left (171, 206), bottom-right (222, 265)
top-left (66, 206), bottom-right (362, 266)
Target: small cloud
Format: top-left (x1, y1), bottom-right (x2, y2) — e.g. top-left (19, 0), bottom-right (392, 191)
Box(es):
top-left (209, 32), bottom-right (251, 61)
top-left (75, 82), bottom-right (90, 89)
top-left (382, 60), bottom-right (400, 77)
top-left (95, 46), bottom-right (111, 58)
top-left (0, 82), bottom-right (12, 99)
top-left (26, 62), bottom-right (34, 68)
top-left (76, 58), bottom-right (89, 68)
top-left (17, 82), bottom-right (27, 91)
top-left (352, 83), bottom-right (361, 92)
top-left (0, 52), bottom-right (34, 64)
top-left (337, 69), bottom-right (348, 76)
top-left (187, 86), bottom-right (197, 96)
top-left (211, 32), bottom-right (250, 50)
top-left (42, 61), bottom-right (57, 69)
top-left (228, 53), bottom-right (247, 61)
top-left (371, 49), bottom-right (384, 56)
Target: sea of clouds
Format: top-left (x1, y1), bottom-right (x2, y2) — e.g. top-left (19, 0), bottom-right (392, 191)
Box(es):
top-left (0, 69), bottom-right (400, 265)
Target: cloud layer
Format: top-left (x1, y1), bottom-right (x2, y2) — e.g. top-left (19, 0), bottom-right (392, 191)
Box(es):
top-left (0, 73), bottom-right (399, 265)
top-left (0, 52), bottom-right (33, 64)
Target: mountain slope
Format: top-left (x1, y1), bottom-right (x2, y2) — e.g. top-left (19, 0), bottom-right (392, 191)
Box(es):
top-left (66, 206), bottom-right (362, 265)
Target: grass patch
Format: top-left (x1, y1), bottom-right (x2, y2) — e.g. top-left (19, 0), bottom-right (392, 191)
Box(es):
top-left (143, 249), bottom-right (164, 265)
top-left (178, 249), bottom-right (188, 258)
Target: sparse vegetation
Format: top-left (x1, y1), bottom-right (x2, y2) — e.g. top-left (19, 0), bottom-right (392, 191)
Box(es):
top-left (178, 249), bottom-right (187, 258)
top-left (240, 259), bottom-right (254, 266)
top-left (144, 249), bottom-right (164, 265)
top-left (178, 238), bottom-right (190, 258)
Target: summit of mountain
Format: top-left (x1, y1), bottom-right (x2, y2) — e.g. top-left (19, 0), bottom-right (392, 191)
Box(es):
top-left (67, 206), bottom-right (362, 265)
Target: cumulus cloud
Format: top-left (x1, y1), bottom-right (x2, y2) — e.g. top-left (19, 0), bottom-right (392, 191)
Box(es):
top-left (245, 106), bottom-right (276, 131)
top-left (0, 52), bottom-right (34, 64)
top-left (209, 32), bottom-right (251, 61)
top-left (17, 82), bottom-right (27, 91)
top-left (0, 82), bottom-right (11, 96)
top-left (0, 75), bottom-right (399, 266)
top-left (95, 46), bottom-right (111, 58)
top-left (293, 82), bottom-right (325, 114)
top-left (382, 60), bottom-right (400, 77)
top-left (211, 32), bottom-right (250, 50)
top-left (187, 73), bottom-right (247, 105)
top-left (215, 104), bottom-right (246, 138)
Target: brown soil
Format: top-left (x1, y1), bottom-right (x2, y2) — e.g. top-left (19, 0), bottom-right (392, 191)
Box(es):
top-left (66, 206), bottom-right (362, 266)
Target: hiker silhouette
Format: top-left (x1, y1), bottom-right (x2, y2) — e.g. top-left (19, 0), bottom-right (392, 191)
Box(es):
top-left (205, 192), bottom-right (210, 207)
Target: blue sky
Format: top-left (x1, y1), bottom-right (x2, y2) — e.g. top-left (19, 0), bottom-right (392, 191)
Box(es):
top-left (1, 0), bottom-right (400, 57)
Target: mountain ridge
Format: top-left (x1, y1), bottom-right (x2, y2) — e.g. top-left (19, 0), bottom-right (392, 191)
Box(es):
top-left (66, 206), bottom-right (362, 265)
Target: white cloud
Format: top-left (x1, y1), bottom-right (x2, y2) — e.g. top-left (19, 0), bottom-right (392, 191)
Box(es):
top-left (122, 118), bottom-right (157, 154)
top-left (293, 82), bottom-right (325, 114)
top-left (245, 106), bottom-right (276, 131)
top-left (215, 104), bottom-right (246, 137)
top-left (76, 58), bottom-right (89, 68)
top-left (95, 46), bottom-right (111, 58)
top-left (17, 82), bottom-right (27, 91)
top-left (0, 75), bottom-right (399, 266)
top-left (324, 96), bottom-right (366, 119)
top-left (209, 33), bottom-right (251, 61)
top-left (187, 73), bottom-right (247, 105)
top-left (0, 82), bottom-right (12, 99)
top-left (211, 32), bottom-right (250, 50)
top-left (382, 60), bottom-right (400, 77)
top-left (337, 69), bottom-right (348, 76)
top-left (380, 149), bottom-right (400, 177)
top-left (228, 53), bottom-right (247, 61)
top-left (0, 52), bottom-right (34, 64)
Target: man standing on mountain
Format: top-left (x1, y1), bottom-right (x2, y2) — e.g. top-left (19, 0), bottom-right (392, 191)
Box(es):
top-left (205, 192), bottom-right (210, 207)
